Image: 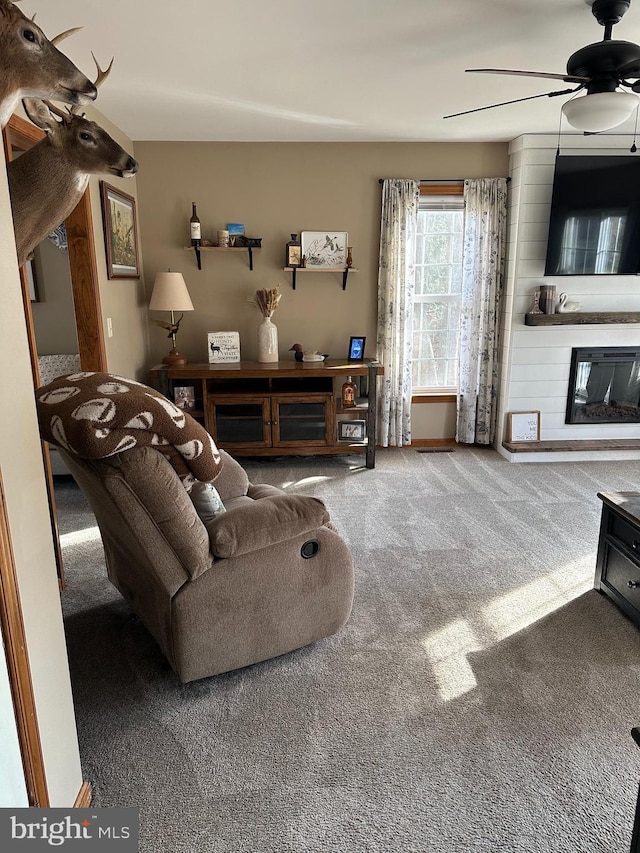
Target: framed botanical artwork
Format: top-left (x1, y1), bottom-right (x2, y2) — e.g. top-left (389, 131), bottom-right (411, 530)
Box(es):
top-left (506, 411), bottom-right (540, 442)
top-left (338, 419), bottom-right (366, 442)
top-left (301, 231), bottom-right (348, 268)
top-left (100, 181), bottom-right (140, 279)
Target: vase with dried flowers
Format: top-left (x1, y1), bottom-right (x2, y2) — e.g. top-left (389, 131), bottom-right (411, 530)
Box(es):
top-left (250, 286), bottom-right (282, 363)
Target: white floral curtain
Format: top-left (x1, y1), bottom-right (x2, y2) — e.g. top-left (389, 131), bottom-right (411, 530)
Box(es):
top-left (376, 179), bottom-right (419, 447)
top-left (456, 178), bottom-right (508, 445)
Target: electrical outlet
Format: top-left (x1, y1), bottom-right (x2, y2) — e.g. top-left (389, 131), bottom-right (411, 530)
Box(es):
top-left (106, 317), bottom-right (113, 338)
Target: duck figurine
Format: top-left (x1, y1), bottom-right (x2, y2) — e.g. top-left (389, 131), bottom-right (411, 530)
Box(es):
top-left (556, 292), bottom-right (581, 313)
top-left (290, 344), bottom-right (329, 362)
top-left (289, 343), bottom-right (304, 361)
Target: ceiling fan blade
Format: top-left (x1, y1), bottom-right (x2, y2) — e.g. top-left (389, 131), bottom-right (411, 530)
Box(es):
top-left (618, 59), bottom-right (640, 78)
top-left (443, 87), bottom-right (581, 120)
top-left (466, 68), bottom-right (590, 83)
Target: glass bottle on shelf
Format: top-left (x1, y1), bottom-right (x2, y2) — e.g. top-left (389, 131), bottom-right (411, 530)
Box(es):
top-left (341, 376), bottom-right (357, 408)
top-left (190, 202), bottom-right (201, 248)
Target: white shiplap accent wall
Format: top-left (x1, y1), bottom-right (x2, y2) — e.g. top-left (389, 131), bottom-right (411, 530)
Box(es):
top-left (497, 133), bottom-right (640, 462)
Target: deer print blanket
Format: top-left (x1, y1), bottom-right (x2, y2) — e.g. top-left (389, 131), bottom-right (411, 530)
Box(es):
top-left (35, 372), bottom-right (222, 487)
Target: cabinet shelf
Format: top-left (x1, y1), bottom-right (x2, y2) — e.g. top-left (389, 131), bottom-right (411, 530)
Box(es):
top-left (284, 266), bottom-right (359, 290)
top-left (185, 245), bottom-right (261, 271)
top-left (150, 359), bottom-right (383, 468)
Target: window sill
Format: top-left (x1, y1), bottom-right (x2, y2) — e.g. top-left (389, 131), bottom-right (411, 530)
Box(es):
top-left (412, 392), bottom-right (457, 404)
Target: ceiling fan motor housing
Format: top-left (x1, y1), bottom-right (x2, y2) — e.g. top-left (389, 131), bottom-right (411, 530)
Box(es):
top-left (590, 0), bottom-right (631, 26)
top-left (567, 40), bottom-right (640, 92)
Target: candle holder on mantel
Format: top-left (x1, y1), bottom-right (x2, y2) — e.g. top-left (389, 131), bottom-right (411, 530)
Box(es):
top-left (529, 290), bottom-right (543, 314)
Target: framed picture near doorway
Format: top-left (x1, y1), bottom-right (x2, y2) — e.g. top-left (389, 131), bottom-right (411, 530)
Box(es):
top-left (100, 182), bottom-right (140, 279)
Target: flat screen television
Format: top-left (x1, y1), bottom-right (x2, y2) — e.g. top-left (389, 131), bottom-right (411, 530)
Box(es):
top-left (544, 155), bottom-right (640, 276)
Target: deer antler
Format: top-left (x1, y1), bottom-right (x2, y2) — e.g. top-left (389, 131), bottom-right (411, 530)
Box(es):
top-left (67, 53), bottom-right (113, 115)
top-left (91, 52), bottom-right (113, 89)
top-left (51, 26), bottom-right (83, 45)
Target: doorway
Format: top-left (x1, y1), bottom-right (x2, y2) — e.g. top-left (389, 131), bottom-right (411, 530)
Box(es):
top-left (3, 113), bottom-right (107, 586)
top-left (1, 112), bottom-right (108, 807)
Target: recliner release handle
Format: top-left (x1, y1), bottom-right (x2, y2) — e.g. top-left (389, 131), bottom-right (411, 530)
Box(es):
top-left (301, 540), bottom-right (320, 559)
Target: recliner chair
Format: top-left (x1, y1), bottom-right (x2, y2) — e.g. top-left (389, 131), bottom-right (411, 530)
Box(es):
top-left (60, 445), bottom-right (354, 683)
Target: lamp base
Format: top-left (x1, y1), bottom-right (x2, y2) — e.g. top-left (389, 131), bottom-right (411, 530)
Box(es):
top-left (163, 348), bottom-right (188, 367)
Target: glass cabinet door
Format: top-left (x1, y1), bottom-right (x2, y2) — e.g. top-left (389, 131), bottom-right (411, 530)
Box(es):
top-left (207, 396), bottom-right (271, 448)
top-left (272, 394), bottom-right (333, 447)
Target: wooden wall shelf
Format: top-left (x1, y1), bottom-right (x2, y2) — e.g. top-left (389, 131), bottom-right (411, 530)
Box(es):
top-left (525, 312), bottom-right (640, 326)
top-left (284, 267), bottom-right (359, 290)
top-left (185, 246), bottom-right (261, 271)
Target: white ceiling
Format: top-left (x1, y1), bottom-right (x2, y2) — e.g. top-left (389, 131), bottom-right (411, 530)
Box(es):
top-left (29, 0), bottom-right (640, 142)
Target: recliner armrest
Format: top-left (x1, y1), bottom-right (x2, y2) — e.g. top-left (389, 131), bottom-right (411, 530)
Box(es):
top-left (206, 494), bottom-right (329, 558)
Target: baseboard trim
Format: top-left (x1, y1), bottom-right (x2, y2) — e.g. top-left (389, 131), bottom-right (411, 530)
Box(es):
top-left (74, 781), bottom-right (92, 808)
top-left (411, 438), bottom-right (457, 448)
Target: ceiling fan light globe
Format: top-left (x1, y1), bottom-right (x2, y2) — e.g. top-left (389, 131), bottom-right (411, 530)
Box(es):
top-left (561, 91), bottom-right (638, 132)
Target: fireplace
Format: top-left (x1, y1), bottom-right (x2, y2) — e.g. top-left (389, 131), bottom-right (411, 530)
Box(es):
top-left (566, 347), bottom-right (640, 424)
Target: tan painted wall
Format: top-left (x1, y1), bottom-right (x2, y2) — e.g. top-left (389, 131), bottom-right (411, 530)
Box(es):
top-left (31, 239), bottom-right (78, 355)
top-left (84, 107), bottom-right (150, 379)
top-left (0, 143), bottom-right (82, 805)
top-left (134, 141), bottom-right (508, 439)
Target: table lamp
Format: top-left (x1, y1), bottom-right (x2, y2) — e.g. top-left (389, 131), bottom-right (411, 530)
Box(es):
top-left (149, 271), bottom-right (194, 366)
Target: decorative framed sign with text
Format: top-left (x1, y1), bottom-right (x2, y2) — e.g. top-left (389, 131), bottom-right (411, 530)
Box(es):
top-left (506, 411), bottom-right (541, 442)
top-left (208, 331), bottom-right (241, 363)
top-left (301, 231), bottom-right (348, 268)
top-left (100, 181), bottom-right (140, 279)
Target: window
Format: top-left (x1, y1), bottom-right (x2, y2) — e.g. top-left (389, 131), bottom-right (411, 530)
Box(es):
top-left (412, 187), bottom-right (464, 392)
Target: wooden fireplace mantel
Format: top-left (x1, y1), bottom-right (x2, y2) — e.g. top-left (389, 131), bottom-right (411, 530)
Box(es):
top-left (525, 312), bottom-right (640, 326)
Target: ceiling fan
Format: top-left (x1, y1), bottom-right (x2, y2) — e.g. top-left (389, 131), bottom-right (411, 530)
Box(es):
top-left (444, 0), bottom-right (640, 132)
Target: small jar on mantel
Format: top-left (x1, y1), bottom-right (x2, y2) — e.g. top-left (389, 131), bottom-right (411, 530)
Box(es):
top-left (341, 376), bottom-right (357, 408)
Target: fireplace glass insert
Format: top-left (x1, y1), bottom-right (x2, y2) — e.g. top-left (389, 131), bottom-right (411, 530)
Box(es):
top-left (566, 347), bottom-right (640, 424)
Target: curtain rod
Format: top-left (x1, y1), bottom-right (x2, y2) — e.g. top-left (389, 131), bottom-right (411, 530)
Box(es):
top-left (377, 177), bottom-right (511, 184)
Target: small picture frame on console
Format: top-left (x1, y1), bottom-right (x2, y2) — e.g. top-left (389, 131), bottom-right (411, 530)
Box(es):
top-left (338, 419), bottom-right (366, 442)
top-left (348, 336), bottom-right (366, 361)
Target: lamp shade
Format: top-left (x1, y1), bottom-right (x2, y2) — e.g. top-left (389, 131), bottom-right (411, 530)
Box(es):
top-left (562, 91), bottom-right (639, 133)
top-left (149, 271), bottom-right (194, 312)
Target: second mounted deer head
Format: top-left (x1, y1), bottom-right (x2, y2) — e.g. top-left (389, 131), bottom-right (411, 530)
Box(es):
top-left (0, 0), bottom-right (97, 127)
top-left (7, 56), bottom-right (138, 267)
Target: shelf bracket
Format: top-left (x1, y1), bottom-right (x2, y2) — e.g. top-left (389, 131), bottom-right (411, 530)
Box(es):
top-left (292, 268), bottom-right (297, 290)
top-left (247, 247), bottom-right (254, 271)
top-left (193, 246), bottom-right (201, 270)
top-left (342, 267), bottom-right (350, 290)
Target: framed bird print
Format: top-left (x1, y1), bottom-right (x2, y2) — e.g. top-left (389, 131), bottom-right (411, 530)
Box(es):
top-left (301, 231), bottom-right (348, 268)
top-left (100, 181), bottom-right (140, 279)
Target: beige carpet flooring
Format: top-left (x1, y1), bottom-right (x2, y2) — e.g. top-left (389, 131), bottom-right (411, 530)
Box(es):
top-left (56, 446), bottom-right (640, 852)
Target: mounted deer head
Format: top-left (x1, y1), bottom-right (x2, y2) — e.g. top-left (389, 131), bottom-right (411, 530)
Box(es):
top-left (0, 0), bottom-right (97, 127)
top-left (7, 58), bottom-right (138, 267)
